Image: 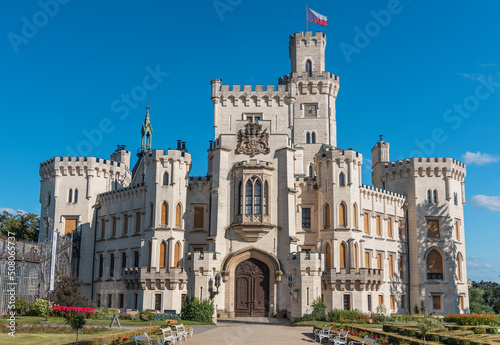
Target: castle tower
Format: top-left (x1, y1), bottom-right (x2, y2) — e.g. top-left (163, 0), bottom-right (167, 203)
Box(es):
top-left (141, 101), bottom-right (153, 152)
top-left (289, 31), bottom-right (326, 75)
top-left (110, 145), bottom-right (131, 168)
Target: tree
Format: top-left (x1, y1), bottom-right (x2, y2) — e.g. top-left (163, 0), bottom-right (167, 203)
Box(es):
top-left (65, 312), bottom-right (86, 345)
top-left (470, 281), bottom-right (500, 314)
top-left (469, 287), bottom-right (495, 314)
top-left (0, 210), bottom-right (39, 241)
top-left (418, 323), bottom-right (432, 345)
top-left (53, 276), bottom-right (92, 308)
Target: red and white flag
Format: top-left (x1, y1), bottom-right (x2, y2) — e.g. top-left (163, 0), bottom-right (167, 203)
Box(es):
top-left (307, 7), bottom-right (328, 27)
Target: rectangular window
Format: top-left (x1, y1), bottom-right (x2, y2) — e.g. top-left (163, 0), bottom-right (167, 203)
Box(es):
top-left (123, 213), bottom-right (128, 235)
top-left (390, 295), bottom-right (395, 310)
top-left (368, 295), bottom-right (372, 312)
top-left (119, 294), bottom-right (124, 309)
top-left (134, 294), bottom-right (138, 309)
top-left (398, 220), bottom-right (403, 239)
top-left (107, 294), bottom-right (112, 308)
top-left (343, 294), bottom-right (351, 310)
top-left (402, 295), bottom-right (406, 310)
top-left (155, 294), bottom-right (162, 311)
top-left (427, 219), bottom-right (440, 238)
top-left (433, 295), bottom-right (442, 310)
top-left (121, 252), bottom-right (127, 271)
top-left (364, 214), bottom-right (369, 234)
top-left (193, 246), bottom-right (205, 254)
top-left (134, 251), bottom-right (139, 268)
top-left (302, 208), bottom-right (311, 228)
top-left (387, 218), bottom-right (393, 237)
top-left (245, 114), bottom-right (261, 123)
top-left (101, 219), bottom-right (105, 238)
top-left (64, 218), bottom-right (78, 235)
top-left (376, 216), bottom-right (381, 236)
top-left (112, 216), bottom-right (117, 236)
top-left (98, 254), bottom-right (103, 278)
top-left (388, 254), bottom-right (394, 279)
top-left (109, 253), bottom-right (115, 277)
top-left (377, 253), bottom-right (382, 270)
top-left (194, 207), bottom-right (204, 228)
top-left (96, 294), bottom-right (101, 308)
top-left (135, 211), bottom-right (141, 233)
top-left (455, 221), bottom-right (460, 240)
top-left (459, 295), bottom-right (464, 310)
top-left (379, 295), bottom-right (384, 306)
top-left (399, 255), bottom-right (404, 280)
top-left (365, 252), bottom-right (371, 269)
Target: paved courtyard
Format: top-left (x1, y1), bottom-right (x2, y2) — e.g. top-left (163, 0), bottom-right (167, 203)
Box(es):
top-left (188, 318), bottom-right (316, 345)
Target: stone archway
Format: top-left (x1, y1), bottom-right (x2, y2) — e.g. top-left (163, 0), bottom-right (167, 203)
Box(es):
top-left (221, 248), bottom-right (282, 317)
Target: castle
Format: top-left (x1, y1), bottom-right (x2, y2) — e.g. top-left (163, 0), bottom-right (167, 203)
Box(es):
top-left (37, 31), bottom-right (469, 318)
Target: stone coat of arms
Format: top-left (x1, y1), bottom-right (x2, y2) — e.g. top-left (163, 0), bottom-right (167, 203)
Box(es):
top-left (237, 123), bottom-right (270, 156)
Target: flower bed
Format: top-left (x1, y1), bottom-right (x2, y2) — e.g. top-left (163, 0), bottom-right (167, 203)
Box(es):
top-left (49, 305), bottom-right (96, 318)
top-left (78, 325), bottom-right (163, 345)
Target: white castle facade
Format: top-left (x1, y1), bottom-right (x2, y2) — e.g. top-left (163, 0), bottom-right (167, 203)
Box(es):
top-left (38, 31), bottom-right (469, 318)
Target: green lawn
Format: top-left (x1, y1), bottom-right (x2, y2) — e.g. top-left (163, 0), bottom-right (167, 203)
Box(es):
top-left (0, 315), bottom-right (210, 326)
top-left (0, 329), bottom-right (127, 345)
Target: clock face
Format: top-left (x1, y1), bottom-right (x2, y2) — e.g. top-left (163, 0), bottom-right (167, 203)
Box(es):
top-left (305, 104), bottom-right (317, 117)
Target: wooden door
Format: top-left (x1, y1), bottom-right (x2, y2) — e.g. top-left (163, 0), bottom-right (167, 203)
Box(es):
top-left (234, 258), bottom-right (269, 317)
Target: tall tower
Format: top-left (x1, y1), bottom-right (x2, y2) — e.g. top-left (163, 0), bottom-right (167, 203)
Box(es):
top-left (289, 31), bottom-right (326, 75)
top-left (141, 101), bottom-right (153, 151)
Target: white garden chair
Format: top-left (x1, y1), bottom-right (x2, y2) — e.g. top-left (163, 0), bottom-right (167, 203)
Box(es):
top-left (159, 327), bottom-right (178, 345)
top-left (313, 325), bottom-right (332, 343)
top-left (330, 329), bottom-right (350, 345)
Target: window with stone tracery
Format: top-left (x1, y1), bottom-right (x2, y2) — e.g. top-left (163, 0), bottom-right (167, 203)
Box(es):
top-left (241, 177), bottom-right (268, 215)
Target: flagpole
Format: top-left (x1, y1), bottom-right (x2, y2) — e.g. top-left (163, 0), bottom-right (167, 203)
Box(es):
top-left (305, 4), bottom-right (308, 31)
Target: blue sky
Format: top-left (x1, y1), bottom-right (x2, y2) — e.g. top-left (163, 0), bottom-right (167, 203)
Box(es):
top-left (0, 0), bottom-right (499, 283)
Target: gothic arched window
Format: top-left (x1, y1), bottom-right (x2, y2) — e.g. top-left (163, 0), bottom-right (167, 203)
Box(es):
top-left (433, 190), bottom-right (438, 203)
top-left (161, 202), bottom-right (168, 225)
top-left (306, 132), bottom-right (310, 144)
top-left (238, 181), bottom-right (243, 215)
top-left (305, 59), bottom-right (312, 77)
top-left (340, 242), bottom-right (347, 269)
top-left (311, 132), bottom-right (316, 143)
top-left (339, 202), bottom-right (347, 227)
top-left (427, 190), bottom-right (432, 203)
top-left (427, 249), bottom-right (444, 280)
top-left (68, 189), bottom-right (73, 203)
top-left (339, 173), bottom-right (345, 187)
top-left (263, 181), bottom-right (269, 215)
top-left (243, 177), bottom-right (266, 215)
top-left (254, 180), bottom-right (262, 214)
top-left (74, 189), bottom-right (78, 203)
top-left (245, 180), bottom-right (253, 214)
top-left (309, 165), bottom-right (314, 177)
top-left (163, 172), bottom-right (169, 185)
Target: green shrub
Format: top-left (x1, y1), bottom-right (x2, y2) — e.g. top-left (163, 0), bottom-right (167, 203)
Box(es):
top-left (295, 297), bottom-right (327, 322)
top-left (31, 298), bottom-right (53, 317)
top-left (473, 327), bottom-right (486, 334)
top-left (328, 308), bottom-right (365, 323)
top-left (458, 339), bottom-right (471, 345)
top-left (181, 296), bottom-right (214, 323)
top-left (140, 310), bottom-right (155, 321)
top-left (92, 308), bottom-right (120, 320)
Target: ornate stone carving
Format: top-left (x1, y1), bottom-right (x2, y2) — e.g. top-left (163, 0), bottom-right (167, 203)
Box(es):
top-left (237, 123), bottom-right (270, 156)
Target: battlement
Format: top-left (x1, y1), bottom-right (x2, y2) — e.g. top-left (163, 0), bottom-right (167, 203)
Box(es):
top-left (289, 31), bottom-right (326, 45)
top-left (360, 184), bottom-right (406, 200)
top-left (279, 72), bottom-right (339, 85)
top-left (380, 157), bottom-right (466, 181)
top-left (142, 148), bottom-right (192, 164)
top-left (315, 148), bottom-right (363, 165)
top-left (97, 182), bottom-right (146, 200)
top-left (189, 176), bottom-right (212, 183)
top-left (233, 160), bottom-right (274, 171)
top-left (212, 81), bottom-right (288, 106)
top-left (185, 251), bottom-right (222, 275)
top-left (39, 156), bottom-right (131, 178)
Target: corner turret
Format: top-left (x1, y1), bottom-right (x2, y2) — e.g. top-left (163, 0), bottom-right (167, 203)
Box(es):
top-left (110, 145), bottom-right (131, 168)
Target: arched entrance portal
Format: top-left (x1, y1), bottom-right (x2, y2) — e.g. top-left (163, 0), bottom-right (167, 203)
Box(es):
top-left (234, 258), bottom-right (269, 317)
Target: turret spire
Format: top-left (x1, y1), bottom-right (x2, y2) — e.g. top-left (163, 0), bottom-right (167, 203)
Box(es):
top-left (141, 99), bottom-right (153, 151)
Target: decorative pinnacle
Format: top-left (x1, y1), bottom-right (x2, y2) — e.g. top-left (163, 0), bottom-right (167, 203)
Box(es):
top-left (379, 135), bottom-right (383, 142)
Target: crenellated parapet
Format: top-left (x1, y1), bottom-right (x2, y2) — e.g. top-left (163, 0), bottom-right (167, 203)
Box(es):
top-left (211, 82), bottom-right (289, 107)
top-left (315, 148), bottom-right (363, 166)
top-left (39, 156), bottom-right (131, 184)
top-left (122, 267), bottom-right (188, 291)
top-left (360, 184), bottom-right (406, 201)
top-left (322, 268), bottom-right (383, 292)
top-left (380, 157), bottom-right (466, 182)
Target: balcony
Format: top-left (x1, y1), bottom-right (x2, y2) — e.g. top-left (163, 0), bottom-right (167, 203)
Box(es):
top-left (231, 214), bottom-right (274, 242)
top-left (122, 267), bottom-right (187, 291)
top-left (322, 268), bottom-right (383, 291)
